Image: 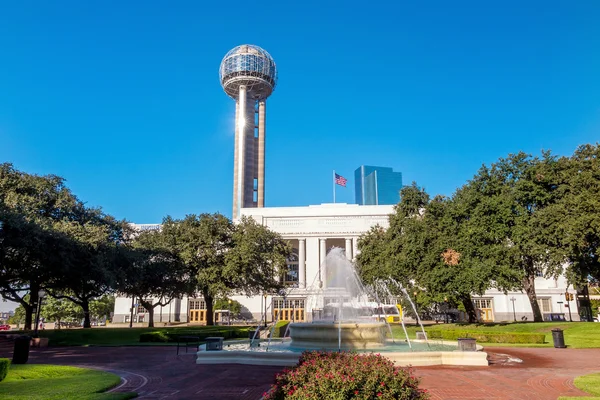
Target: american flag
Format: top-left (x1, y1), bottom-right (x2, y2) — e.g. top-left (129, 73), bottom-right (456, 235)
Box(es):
top-left (334, 173), bottom-right (347, 187)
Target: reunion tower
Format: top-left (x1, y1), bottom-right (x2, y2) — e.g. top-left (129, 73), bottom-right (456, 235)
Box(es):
top-left (220, 44), bottom-right (278, 218)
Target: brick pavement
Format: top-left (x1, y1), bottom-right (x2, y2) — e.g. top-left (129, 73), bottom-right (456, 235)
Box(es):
top-left (1, 337), bottom-right (599, 400)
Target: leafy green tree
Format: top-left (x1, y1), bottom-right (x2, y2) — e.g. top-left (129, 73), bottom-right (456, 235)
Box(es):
top-left (118, 232), bottom-right (191, 328)
top-left (41, 295), bottom-right (83, 327)
top-left (90, 295), bottom-right (115, 321)
top-left (0, 163), bottom-right (81, 329)
top-left (49, 209), bottom-right (127, 328)
top-left (214, 298), bottom-right (242, 317)
top-left (225, 216), bottom-right (289, 296)
top-left (157, 214), bottom-right (288, 326)
top-left (457, 153), bottom-right (566, 321)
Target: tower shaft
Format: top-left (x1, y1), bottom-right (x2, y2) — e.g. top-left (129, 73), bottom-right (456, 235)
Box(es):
top-left (232, 85), bottom-right (266, 218)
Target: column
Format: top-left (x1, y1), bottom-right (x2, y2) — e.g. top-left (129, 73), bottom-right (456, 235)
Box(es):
top-left (298, 239), bottom-right (306, 288)
top-left (345, 238), bottom-right (352, 260)
top-left (235, 85), bottom-right (247, 218)
top-left (319, 238), bottom-right (327, 287)
top-left (352, 237), bottom-right (359, 259)
top-left (257, 101), bottom-right (266, 207)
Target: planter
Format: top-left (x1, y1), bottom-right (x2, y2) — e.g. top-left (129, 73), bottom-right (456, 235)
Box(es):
top-left (31, 338), bottom-right (49, 348)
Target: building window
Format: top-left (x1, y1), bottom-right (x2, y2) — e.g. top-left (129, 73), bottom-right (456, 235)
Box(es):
top-left (537, 298), bottom-right (552, 313)
top-left (473, 299), bottom-right (492, 309)
top-left (273, 298), bottom-right (305, 309)
top-left (137, 305), bottom-right (147, 314)
top-left (285, 250), bottom-right (299, 285)
top-left (535, 269), bottom-right (544, 277)
top-left (189, 299), bottom-right (206, 310)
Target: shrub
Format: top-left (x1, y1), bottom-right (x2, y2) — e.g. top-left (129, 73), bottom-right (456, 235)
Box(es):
top-left (426, 330), bottom-right (545, 344)
top-left (272, 321), bottom-right (290, 338)
top-left (0, 358), bottom-right (10, 382)
top-left (263, 351), bottom-right (429, 400)
top-left (139, 327), bottom-right (252, 343)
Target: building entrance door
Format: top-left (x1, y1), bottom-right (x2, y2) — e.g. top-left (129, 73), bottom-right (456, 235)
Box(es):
top-left (189, 299), bottom-right (207, 323)
top-left (273, 298), bottom-right (305, 322)
top-left (473, 299), bottom-right (494, 322)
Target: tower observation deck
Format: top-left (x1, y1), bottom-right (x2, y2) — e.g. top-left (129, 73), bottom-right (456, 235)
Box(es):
top-left (220, 44), bottom-right (278, 218)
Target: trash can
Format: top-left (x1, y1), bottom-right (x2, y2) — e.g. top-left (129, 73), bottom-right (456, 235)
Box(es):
top-left (12, 335), bottom-right (31, 364)
top-left (457, 338), bottom-right (477, 351)
top-left (551, 328), bottom-right (566, 348)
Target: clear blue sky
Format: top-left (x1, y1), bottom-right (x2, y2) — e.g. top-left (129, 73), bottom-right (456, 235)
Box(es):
top-left (1, 1), bottom-right (599, 224)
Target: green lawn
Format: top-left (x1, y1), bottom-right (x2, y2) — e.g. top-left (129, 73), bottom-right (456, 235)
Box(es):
top-left (1, 325), bottom-right (253, 346)
top-left (390, 322), bottom-right (600, 348)
top-left (559, 372), bottom-right (600, 400)
top-left (0, 364), bottom-right (136, 399)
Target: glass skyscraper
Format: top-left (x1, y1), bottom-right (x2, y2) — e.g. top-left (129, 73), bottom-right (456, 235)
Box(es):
top-left (355, 165), bottom-right (403, 205)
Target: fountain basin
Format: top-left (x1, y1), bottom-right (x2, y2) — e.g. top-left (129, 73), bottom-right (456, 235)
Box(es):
top-left (289, 322), bottom-right (386, 350)
top-left (196, 339), bottom-right (489, 367)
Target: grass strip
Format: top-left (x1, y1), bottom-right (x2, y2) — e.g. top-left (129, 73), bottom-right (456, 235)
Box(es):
top-left (0, 364), bottom-right (136, 399)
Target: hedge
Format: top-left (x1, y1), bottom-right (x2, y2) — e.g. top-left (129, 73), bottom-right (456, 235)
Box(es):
top-left (271, 321), bottom-right (290, 338)
top-left (426, 330), bottom-right (545, 344)
top-left (139, 327), bottom-right (253, 343)
top-left (0, 358), bottom-right (10, 382)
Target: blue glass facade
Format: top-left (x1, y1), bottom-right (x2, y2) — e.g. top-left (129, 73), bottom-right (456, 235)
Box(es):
top-left (355, 165), bottom-right (403, 205)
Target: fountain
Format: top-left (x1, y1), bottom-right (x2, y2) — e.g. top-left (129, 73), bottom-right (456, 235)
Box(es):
top-left (197, 247), bottom-right (488, 367)
top-left (289, 247), bottom-right (387, 350)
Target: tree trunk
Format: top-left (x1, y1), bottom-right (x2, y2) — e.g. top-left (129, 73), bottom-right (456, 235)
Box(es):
top-left (460, 295), bottom-right (479, 323)
top-left (140, 300), bottom-right (155, 328)
top-left (522, 273), bottom-right (543, 322)
top-left (26, 285), bottom-right (40, 331)
top-left (24, 304), bottom-right (34, 331)
top-left (82, 299), bottom-right (91, 328)
top-left (204, 291), bottom-right (214, 326)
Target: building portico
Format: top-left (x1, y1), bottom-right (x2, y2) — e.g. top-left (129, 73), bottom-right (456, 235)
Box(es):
top-left (241, 203), bottom-right (394, 293)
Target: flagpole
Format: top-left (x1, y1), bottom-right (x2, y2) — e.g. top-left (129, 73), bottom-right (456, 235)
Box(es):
top-left (333, 170), bottom-right (336, 203)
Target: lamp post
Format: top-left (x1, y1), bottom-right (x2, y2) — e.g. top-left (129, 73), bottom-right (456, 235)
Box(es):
top-left (34, 289), bottom-right (46, 337)
top-left (510, 297), bottom-right (517, 322)
top-left (228, 299), bottom-right (232, 326)
top-left (263, 294), bottom-right (268, 328)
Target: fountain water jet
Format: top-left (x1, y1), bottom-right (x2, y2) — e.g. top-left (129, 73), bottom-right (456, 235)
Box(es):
top-left (289, 247), bottom-right (387, 350)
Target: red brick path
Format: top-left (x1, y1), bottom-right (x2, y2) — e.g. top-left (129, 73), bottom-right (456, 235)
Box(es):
top-left (1, 337), bottom-right (599, 399)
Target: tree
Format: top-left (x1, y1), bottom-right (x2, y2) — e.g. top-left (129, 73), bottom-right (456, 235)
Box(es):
top-left (90, 295), bottom-right (115, 321)
top-left (214, 298), bottom-right (242, 317)
top-left (0, 163), bottom-right (81, 329)
top-left (118, 230), bottom-right (191, 328)
top-left (40, 295), bottom-right (83, 328)
top-left (48, 208), bottom-right (127, 328)
top-left (547, 144), bottom-right (600, 283)
top-left (225, 216), bottom-right (289, 296)
top-left (458, 153), bottom-right (566, 321)
top-left (157, 214), bottom-right (288, 326)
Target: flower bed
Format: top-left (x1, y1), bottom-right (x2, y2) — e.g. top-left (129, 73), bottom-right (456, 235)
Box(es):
top-left (263, 351), bottom-right (429, 399)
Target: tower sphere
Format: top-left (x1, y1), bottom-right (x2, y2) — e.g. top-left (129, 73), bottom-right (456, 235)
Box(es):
top-left (219, 44), bottom-right (277, 100)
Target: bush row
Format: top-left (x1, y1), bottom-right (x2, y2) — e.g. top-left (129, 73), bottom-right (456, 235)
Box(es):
top-left (426, 330), bottom-right (545, 344)
top-left (0, 358), bottom-right (10, 382)
top-left (139, 327), bottom-right (252, 343)
top-left (264, 351), bottom-right (429, 399)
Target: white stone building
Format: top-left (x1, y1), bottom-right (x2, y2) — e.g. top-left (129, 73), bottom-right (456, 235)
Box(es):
top-left (112, 203), bottom-right (579, 324)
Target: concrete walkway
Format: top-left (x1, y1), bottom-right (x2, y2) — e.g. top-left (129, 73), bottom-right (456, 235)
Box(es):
top-left (1, 338), bottom-right (599, 399)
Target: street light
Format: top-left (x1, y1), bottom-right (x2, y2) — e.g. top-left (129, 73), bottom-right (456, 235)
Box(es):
top-left (34, 289), bottom-right (46, 337)
top-left (263, 294), bottom-right (268, 328)
top-left (228, 299), bottom-right (232, 326)
top-left (510, 297), bottom-right (517, 322)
